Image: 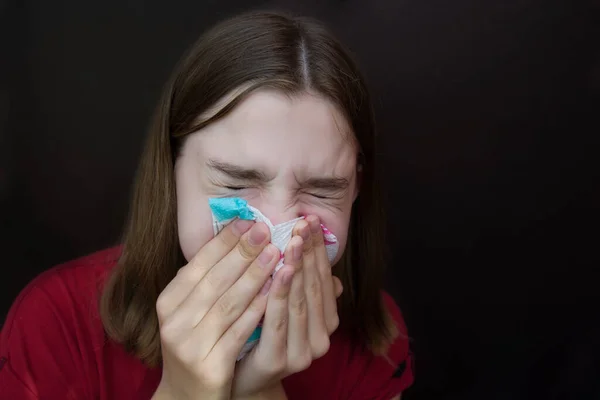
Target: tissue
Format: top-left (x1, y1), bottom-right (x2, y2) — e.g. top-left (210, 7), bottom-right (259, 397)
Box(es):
top-left (208, 197), bottom-right (339, 359)
top-left (209, 197), bottom-right (339, 274)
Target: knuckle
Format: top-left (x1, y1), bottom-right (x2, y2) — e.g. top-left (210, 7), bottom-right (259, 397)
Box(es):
top-left (217, 228), bottom-right (241, 249)
top-left (216, 296), bottom-right (237, 318)
top-left (155, 295), bottom-right (170, 320)
top-left (289, 353), bottom-right (312, 373)
top-left (274, 289), bottom-right (289, 301)
top-left (187, 258), bottom-right (207, 278)
top-left (159, 320), bottom-right (188, 350)
top-left (173, 341), bottom-right (195, 364)
top-left (308, 278), bottom-right (321, 298)
top-left (254, 356), bottom-right (285, 377)
top-left (202, 271), bottom-right (222, 293)
top-left (312, 335), bottom-right (330, 359)
top-left (268, 357), bottom-right (287, 376)
top-left (302, 240), bottom-right (313, 253)
top-left (274, 280), bottom-right (291, 300)
top-left (273, 317), bottom-right (288, 333)
top-left (164, 336), bottom-right (196, 365)
top-left (290, 297), bottom-right (307, 318)
top-left (237, 239), bottom-right (260, 262)
top-left (158, 321), bottom-right (175, 341)
top-left (311, 233), bottom-right (324, 247)
top-left (327, 315), bottom-right (340, 333)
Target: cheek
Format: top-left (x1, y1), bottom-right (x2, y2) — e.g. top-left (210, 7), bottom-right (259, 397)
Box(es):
top-left (176, 164), bottom-right (214, 262)
top-left (177, 201), bottom-right (214, 262)
top-left (325, 217), bottom-right (351, 266)
top-left (179, 217), bottom-right (213, 262)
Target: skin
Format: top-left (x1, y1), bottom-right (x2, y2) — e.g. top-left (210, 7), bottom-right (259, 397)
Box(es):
top-left (175, 89), bottom-right (359, 265)
top-left (155, 89), bottom-right (399, 400)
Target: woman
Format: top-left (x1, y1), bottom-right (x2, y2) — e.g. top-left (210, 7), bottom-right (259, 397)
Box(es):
top-left (0, 10), bottom-right (413, 400)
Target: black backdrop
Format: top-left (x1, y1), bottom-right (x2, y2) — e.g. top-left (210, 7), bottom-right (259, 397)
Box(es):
top-left (1, 0), bottom-right (599, 399)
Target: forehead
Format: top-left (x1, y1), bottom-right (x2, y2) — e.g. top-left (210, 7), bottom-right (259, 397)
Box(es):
top-left (185, 90), bottom-right (357, 176)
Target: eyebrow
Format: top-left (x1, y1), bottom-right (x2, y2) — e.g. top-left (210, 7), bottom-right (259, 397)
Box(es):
top-left (207, 159), bottom-right (271, 182)
top-left (206, 158), bottom-right (349, 191)
top-left (302, 176), bottom-right (350, 192)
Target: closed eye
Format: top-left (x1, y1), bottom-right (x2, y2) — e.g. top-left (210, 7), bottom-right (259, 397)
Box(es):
top-left (225, 186), bottom-right (247, 191)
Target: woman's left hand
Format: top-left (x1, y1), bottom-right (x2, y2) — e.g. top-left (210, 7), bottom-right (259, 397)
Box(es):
top-left (232, 216), bottom-right (343, 399)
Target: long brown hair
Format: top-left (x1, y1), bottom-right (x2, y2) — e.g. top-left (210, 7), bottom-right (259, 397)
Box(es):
top-left (100, 10), bottom-right (398, 367)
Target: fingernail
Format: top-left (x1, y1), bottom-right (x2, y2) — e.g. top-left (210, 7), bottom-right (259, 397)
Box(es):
top-left (282, 270), bottom-right (294, 286)
top-left (309, 217), bottom-right (321, 234)
top-left (260, 277), bottom-right (273, 296)
top-left (258, 245), bottom-right (275, 266)
top-left (300, 225), bottom-right (310, 242)
top-left (249, 224), bottom-right (268, 246)
top-left (293, 243), bottom-right (302, 261)
top-left (233, 219), bottom-right (254, 236)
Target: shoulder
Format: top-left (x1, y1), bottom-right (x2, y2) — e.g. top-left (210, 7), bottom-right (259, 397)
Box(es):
top-left (2, 246), bottom-right (121, 336)
top-left (0, 247), bottom-right (122, 398)
top-left (2, 246), bottom-right (121, 328)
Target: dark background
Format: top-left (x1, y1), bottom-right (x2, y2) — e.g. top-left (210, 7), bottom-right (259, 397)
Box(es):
top-left (1, 0), bottom-right (599, 399)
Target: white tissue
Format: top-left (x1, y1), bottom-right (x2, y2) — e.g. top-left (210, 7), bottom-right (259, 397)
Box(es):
top-left (211, 205), bottom-right (339, 274)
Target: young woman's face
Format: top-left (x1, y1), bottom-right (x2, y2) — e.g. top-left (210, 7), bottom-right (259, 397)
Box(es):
top-left (175, 89), bottom-right (359, 264)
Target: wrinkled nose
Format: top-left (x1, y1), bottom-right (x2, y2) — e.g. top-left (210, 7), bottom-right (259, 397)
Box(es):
top-left (251, 199), bottom-right (304, 226)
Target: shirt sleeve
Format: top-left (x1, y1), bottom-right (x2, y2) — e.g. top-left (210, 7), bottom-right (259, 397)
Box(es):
top-left (344, 291), bottom-right (414, 400)
top-left (0, 271), bottom-right (92, 400)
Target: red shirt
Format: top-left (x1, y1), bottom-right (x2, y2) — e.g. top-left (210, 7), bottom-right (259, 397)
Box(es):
top-left (0, 247), bottom-right (413, 399)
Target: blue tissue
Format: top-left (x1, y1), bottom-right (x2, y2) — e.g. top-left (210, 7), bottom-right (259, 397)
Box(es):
top-left (208, 197), bottom-right (255, 221)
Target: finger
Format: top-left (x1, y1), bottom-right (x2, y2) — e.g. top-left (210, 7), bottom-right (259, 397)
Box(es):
top-left (191, 218), bottom-right (257, 275)
top-left (210, 278), bottom-right (271, 363)
top-left (162, 222), bottom-right (271, 335)
top-left (196, 243), bottom-right (279, 359)
top-left (306, 215), bottom-right (339, 334)
top-left (285, 230), bottom-right (308, 364)
top-left (333, 276), bottom-right (343, 298)
top-left (283, 235), bottom-right (304, 273)
top-left (293, 219), bottom-right (312, 254)
top-left (156, 218), bottom-right (254, 322)
top-left (252, 265), bottom-right (295, 367)
top-left (286, 260), bottom-right (310, 371)
top-left (295, 220), bottom-right (329, 358)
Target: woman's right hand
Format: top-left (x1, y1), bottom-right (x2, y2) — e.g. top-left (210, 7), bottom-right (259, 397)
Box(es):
top-left (152, 219), bottom-right (279, 400)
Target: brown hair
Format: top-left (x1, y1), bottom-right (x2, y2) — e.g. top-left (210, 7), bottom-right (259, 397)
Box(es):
top-left (100, 10), bottom-right (398, 367)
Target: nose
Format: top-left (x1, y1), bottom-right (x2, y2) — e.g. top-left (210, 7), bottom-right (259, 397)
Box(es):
top-left (252, 198), bottom-right (303, 226)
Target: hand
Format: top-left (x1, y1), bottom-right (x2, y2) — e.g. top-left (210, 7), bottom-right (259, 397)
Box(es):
top-left (232, 216), bottom-right (343, 398)
top-left (152, 220), bottom-right (280, 400)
